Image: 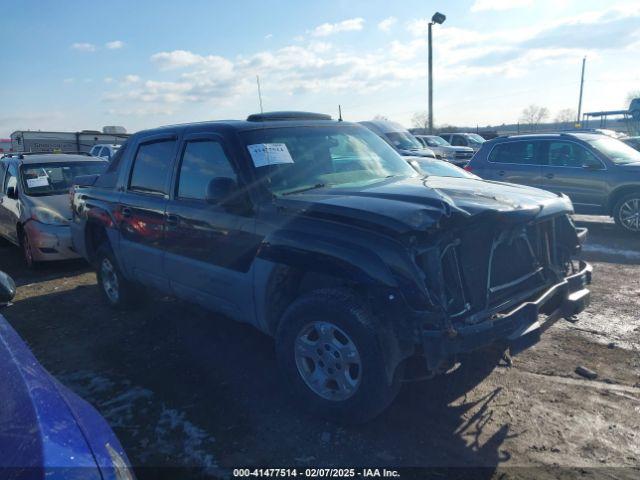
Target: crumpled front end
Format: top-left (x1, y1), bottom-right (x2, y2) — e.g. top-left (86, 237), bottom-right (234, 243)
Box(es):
top-left (413, 213), bottom-right (591, 371)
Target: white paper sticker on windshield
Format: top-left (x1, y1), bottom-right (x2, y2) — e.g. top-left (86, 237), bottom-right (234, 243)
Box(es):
top-left (26, 176), bottom-right (50, 188)
top-left (247, 143), bottom-right (294, 168)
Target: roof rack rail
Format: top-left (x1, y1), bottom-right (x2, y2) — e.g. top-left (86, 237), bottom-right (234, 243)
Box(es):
top-left (246, 111), bottom-right (332, 122)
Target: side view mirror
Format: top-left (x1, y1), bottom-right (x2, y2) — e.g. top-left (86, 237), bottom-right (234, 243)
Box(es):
top-left (6, 186), bottom-right (17, 199)
top-left (0, 271), bottom-right (16, 306)
top-left (206, 177), bottom-right (239, 206)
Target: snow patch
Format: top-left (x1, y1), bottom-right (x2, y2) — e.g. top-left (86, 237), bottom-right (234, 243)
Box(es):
top-left (582, 243), bottom-right (640, 260)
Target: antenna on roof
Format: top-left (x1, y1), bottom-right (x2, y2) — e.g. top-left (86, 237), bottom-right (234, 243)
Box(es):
top-left (256, 75), bottom-right (264, 114)
top-left (338, 104), bottom-right (343, 122)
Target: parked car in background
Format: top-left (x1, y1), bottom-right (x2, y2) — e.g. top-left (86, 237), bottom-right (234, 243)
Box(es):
top-left (0, 271), bottom-right (134, 479)
top-left (90, 144), bottom-right (121, 161)
top-left (406, 156), bottom-right (480, 179)
top-left (467, 132), bottom-right (640, 233)
top-left (414, 135), bottom-right (474, 166)
top-left (0, 153), bottom-right (108, 267)
top-left (438, 132), bottom-right (486, 152)
top-left (360, 120), bottom-right (436, 158)
top-left (622, 136), bottom-right (640, 152)
top-left (71, 111), bottom-right (591, 422)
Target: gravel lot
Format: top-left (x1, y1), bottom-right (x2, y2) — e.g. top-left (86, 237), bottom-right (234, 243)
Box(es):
top-left (1, 215), bottom-right (639, 479)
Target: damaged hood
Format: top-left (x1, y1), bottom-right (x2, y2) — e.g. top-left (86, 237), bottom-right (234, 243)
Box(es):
top-left (276, 176), bottom-right (573, 235)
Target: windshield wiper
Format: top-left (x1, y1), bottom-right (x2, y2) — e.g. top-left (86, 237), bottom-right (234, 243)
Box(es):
top-left (282, 183), bottom-right (327, 196)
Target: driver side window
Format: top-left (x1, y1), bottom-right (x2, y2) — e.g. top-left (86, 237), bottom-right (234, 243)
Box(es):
top-left (177, 140), bottom-right (237, 200)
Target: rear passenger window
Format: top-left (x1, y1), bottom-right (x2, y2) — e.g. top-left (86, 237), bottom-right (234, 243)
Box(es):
top-left (177, 140), bottom-right (237, 200)
top-left (129, 139), bottom-right (176, 195)
top-left (489, 141), bottom-right (539, 165)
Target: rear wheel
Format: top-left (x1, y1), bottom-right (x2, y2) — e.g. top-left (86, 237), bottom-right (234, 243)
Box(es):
top-left (275, 289), bottom-right (402, 424)
top-left (613, 193), bottom-right (640, 233)
top-left (96, 244), bottom-right (144, 308)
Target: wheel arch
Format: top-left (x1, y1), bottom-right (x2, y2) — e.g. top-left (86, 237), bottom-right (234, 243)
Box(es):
top-left (607, 185), bottom-right (640, 215)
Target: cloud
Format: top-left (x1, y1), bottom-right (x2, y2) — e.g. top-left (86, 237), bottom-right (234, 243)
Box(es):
top-left (265, 33), bottom-right (273, 40)
top-left (311, 18), bottom-right (364, 37)
top-left (378, 17), bottom-right (397, 32)
top-left (471, 0), bottom-right (532, 12)
top-left (105, 40), bottom-right (125, 50)
top-left (122, 74), bottom-right (141, 84)
top-left (101, 4), bottom-right (640, 118)
top-left (71, 42), bottom-right (96, 52)
top-left (63, 78), bottom-right (75, 84)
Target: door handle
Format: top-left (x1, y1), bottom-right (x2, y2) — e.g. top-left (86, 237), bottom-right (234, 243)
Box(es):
top-left (165, 214), bottom-right (179, 226)
top-left (545, 173), bottom-right (554, 179)
top-left (120, 207), bottom-right (132, 218)
top-left (497, 170), bottom-right (505, 176)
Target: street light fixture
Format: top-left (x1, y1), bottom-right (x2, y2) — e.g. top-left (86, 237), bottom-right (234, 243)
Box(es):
top-left (428, 11), bottom-right (446, 134)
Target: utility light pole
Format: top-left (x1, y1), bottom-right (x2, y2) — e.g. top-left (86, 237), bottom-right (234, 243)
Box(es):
top-left (428, 12), bottom-right (446, 134)
top-left (576, 57), bottom-right (586, 126)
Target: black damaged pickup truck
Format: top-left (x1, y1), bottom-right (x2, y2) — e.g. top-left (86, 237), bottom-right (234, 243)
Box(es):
top-left (71, 112), bottom-right (592, 422)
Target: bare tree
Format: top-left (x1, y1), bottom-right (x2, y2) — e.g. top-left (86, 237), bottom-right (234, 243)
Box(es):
top-left (520, 104), bottom-right (549, 130)
top-left (373, 114), bottom-right (389, 121)
top-left (411, 111), bottom-right (429, 131)
top-left (555, 108), bottom-right (576, 126)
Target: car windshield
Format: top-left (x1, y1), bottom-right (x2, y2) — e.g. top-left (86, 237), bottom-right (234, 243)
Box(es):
top-left (587, 137), bottom-right (640, 165)
top-left (466, 134), bottom-right (486, 145)
top-left (21, 161), bottom-right (107, 196)
top-left (409, 158), bottom-right (477, 178)
top-left (241, 125), bottom-right (417, 196)
top-left (423, 136), bottom-right (450, 147)
top-left (385, 131), bottom-right (424, 150)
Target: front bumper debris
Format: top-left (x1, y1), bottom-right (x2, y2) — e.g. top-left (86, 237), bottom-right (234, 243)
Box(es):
top-left (422, 260), bottom-right (592, 371)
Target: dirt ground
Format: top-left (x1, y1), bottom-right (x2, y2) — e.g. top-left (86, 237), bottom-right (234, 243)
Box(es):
top-left (1, 215), bottom-right (639, 479)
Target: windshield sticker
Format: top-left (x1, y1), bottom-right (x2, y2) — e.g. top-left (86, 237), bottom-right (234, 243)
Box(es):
top-left (247, 143), bottom-right (294, 168)
top-left (26, 176), bottom-right (50, 188)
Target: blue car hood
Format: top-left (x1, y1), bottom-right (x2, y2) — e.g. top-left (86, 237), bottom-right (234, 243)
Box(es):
top-left (277, 175), bottom-right (573, 235)
top-left (0, 314), bottom-right (132, 479)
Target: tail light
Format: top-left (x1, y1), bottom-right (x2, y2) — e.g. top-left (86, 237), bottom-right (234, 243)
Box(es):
top-left (463, 164), bottom-right (473, 172)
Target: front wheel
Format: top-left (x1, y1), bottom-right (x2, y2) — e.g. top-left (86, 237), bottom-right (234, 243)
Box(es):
top-left (21, 230), bottom-right (40, 269)
top-left (275, 289), bottom-right (402, 424)
top-left (95, 244), bottom-right (144, 309)
top-left (613, 193), bottom-right (640, 233)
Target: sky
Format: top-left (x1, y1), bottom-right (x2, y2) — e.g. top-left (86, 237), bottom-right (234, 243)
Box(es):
top-left (1, 0), bottom-right (639, 137)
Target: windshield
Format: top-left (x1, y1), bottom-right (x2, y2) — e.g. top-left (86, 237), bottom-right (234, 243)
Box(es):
top-left (423, 136), bottom-right (451, 147)
top-left (466, 134), bottom-right (486, 145)
top-left (409, 158), bottom-right (478, 178)
top-left (21, 161), bottom-right (107, 196)
top-left (241, 125), bottom-right (417, 195)
top-left (588, 137), bottom-right (640, 165)
top-left (385, 131), bottom-right (424, 150)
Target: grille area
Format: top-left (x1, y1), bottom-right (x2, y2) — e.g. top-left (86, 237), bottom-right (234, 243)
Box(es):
top-left (418, 216), bottom-right (572, 322)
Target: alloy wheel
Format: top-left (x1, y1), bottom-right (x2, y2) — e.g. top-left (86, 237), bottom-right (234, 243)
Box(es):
top-left (100, 257), bottom-right (120, 304)
top-left (619, 198), bottom-right (640, 232)
top-left (294, 321), bottom-right (362, 401)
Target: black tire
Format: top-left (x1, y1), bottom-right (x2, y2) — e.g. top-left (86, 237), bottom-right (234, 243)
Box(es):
top-left (20, 230), bottom-right (40, 270)
top-left (613, 192), bottom-right (640, 234)
top-left (95, 244), bottom-right (144, 309)
top-left (275, 288), bottom-right (402, 424)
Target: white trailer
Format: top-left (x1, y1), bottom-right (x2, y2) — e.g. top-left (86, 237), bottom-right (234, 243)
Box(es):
top-left (10, 128), bottom-right (130, 154)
